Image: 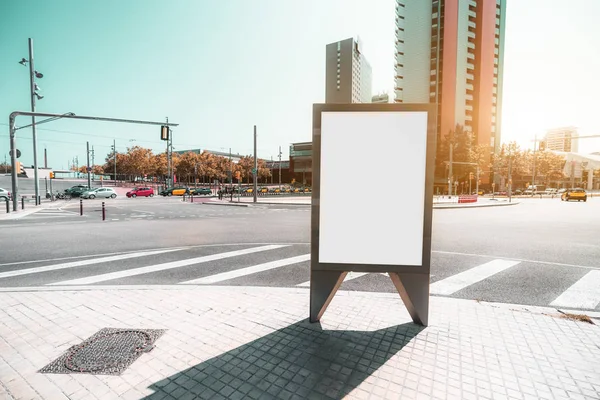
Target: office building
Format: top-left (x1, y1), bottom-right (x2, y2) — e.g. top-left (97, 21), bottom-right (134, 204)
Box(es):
top-left (544, 127), bottom-right (579, 153)
top-left (326, 37), bottom-right (372, 104)
top-left (394, 0), bottom-right (506, 160)
top-left (372, 93), bottom-right (390, 103)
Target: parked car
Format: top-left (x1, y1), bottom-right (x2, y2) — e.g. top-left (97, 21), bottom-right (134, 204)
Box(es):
top-left (126, 187), bottom-right (154, 198)
top-left (561, 188), bottom-right (587, 202)
top-left (160, 187), bottom-right (189, 196)
top-left (69, 186), bottom-right (91, 197)
top-left (0, 187), bottom-right (11, 201)
top-left (81, 188), bottom-right (117, 199)
top-left (65, 185), bottom-right (88, 194)
top-left (190, 187), bottom-right (212, 195)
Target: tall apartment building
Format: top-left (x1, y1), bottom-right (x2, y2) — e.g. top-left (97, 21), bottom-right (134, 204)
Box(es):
top-left (544, 127), bottom-right (579, 153)
top-left (394, 0), bottom-right (506, 159)
top-left (326, 37), bottom-right (372, 104)
top-left (372, 93), bottom-right (390, 103)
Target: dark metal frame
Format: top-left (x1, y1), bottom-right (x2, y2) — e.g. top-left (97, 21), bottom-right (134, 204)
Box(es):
top-left (310, 103), bottom-right (437, 326)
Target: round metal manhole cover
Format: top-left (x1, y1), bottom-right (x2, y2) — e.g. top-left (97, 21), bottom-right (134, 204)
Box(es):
top-left (65, 330), bottom-right (153, 373)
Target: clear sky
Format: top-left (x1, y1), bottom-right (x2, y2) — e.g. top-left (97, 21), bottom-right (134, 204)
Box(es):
top-left (1, 0), bottom-right (599, 170)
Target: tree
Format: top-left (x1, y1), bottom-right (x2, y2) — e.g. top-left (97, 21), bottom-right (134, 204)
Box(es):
top-left (78, 166), bottom-right (87, 174)
top-left (176, 152), bottom-right (200, 183)
top-left (92, 165), bottom-right (104, 175)
top-left (257, 159), bottom-right (271, 182)
top-left (535, 151), bottom-right (565, 184)
top-left (492, 142), bottom-right (528, 184)
top-left (125, 146), bottom-right (154, 177)
top-left (436, 124), bottom-right (473, 180)
top-left (237, 156), bottom-right (254, 184)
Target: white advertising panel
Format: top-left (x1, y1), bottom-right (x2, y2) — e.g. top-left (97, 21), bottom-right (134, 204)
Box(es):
top-left (318, 111), bottom-right (429, 266)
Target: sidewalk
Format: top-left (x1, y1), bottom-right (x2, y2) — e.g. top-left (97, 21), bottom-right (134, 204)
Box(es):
top-left (0, 286), bottom-right (598, 399)
top-left (0, 200), bottom-right (68, 221)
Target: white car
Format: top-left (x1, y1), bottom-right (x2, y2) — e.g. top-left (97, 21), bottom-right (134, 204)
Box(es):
top-left (0, 188), bottom-right (11, 201)
top-left (81, 188), bottom-right (117, 199)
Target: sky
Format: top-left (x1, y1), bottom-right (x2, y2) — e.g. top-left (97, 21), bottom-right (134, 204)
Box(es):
top-left (1, 0), bottom-right (599, 170)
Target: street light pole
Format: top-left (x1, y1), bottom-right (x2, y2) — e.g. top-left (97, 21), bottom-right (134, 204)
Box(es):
top-left (532, 134), bottom-right (537, 187)
top-left (278, 145), bottom-right (282, 190)
top-left (113, 139), bottom-right (117, 186)
top-left (86, 141), bottom-right (91, 188)
top-left (253, 126), bottom-right (258, 203)
top-left (28, 39), bottom-right (40, 205)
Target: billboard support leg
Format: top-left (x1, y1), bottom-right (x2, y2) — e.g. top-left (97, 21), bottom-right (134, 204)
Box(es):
top-left (309, 270), bottom-right (347, 322)
top-left (389, 273), bottom-right (429, 326)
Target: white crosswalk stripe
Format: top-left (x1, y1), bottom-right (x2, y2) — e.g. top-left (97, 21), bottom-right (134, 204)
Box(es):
top-left (181, 254), bottom-right (310, 284)
top-left (0, 249), bottom-right (183, 279)
top-left (48, 245), bottom-right (288, 285)
top-left (296, 271), bottom-right (389, 287)
top-left (550, 270), bottom-right (600, 309)
top-left (430, 259), bottom-right (521, 295)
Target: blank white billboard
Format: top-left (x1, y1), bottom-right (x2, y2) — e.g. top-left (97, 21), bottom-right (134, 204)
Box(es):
top-left (318, 111), bottom-right (429, 266)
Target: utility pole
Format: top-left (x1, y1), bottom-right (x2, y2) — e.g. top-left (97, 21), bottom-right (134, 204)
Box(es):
top-left (253, 126), bottom-right (258, 203)
top-left (28, 39), bottom-right (41, 205)
top-left (229, 148), bottom-right (232, 190)
top-left (508, 156), bottom-right (512, 203)
top-left (278, 146), bottom-right (282, 190)
top-left (86, 141), bottom-right (91, 188)
top-left (571, 161), bottom-right (575, 188)
top-left (44, 148), bottom-right (47, 169)
top-left (113, 139), bottom-right (117, 186)
top-left (531, 133), bottom-right (537, 186)
top-left (448, 138), bottom-right (454, 196)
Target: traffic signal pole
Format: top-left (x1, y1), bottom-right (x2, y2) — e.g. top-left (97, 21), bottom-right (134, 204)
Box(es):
top-left (253, 125), bottom-right (257, 204)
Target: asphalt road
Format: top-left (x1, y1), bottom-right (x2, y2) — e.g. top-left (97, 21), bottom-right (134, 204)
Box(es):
top-left (0, 197), bottom-right (599, 312)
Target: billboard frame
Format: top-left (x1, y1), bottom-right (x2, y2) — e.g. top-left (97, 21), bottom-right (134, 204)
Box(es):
top-left (310, 103), bottom-right (437, 326)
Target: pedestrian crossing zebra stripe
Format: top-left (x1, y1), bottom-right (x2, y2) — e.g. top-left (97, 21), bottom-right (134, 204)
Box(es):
top-left (0, 249), bottom-right (183, 279)
top-left (550, 270), bottom-right (600, 309)
top-left (48, 245), bottom-right (289, 286)
top-left (430, 259), bottom-right (521, 295)
top-left (181, 254), bottom-right (310, 284)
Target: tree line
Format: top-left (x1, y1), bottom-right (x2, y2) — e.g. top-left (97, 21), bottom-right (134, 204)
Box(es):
top-left (438, 124), bottom-right (567, 187)
top-left (83, 147), bottom-right (272, 184)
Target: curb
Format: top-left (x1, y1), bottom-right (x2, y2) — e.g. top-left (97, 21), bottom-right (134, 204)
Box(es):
top-left (434, 201), bottom-right (519, 209)
top-left (203, 201), bottom-right (250, 207)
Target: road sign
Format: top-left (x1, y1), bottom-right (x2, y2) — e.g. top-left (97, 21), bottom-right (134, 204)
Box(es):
top-left (86, 166), bottom-right (91, 173)
top-left (252, 168), bottom-right (257, 174)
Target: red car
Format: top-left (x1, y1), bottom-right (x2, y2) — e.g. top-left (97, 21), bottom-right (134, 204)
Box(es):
top-left (126, 187), bottom-right (154, 198)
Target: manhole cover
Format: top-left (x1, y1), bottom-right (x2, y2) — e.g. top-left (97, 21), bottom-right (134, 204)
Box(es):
top-left (39, 328), bottom-right (165, 375)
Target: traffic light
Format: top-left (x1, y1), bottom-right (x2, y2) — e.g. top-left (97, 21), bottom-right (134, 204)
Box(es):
top-left (539, 140), bottom-right (546, 151)
top-left (160, 125), bottom-right (169, 141)
top-left (15, 161), bottom-right (24, 175)
top-left (49, 172), bottom-right (55, 179)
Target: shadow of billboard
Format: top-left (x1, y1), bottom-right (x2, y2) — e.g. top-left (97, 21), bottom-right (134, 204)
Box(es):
top-left (144, 319), bottom-right (423, 399)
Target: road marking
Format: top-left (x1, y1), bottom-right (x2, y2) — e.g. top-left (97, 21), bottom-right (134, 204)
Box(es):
top-left (433, 250), bottom-right (600, 270)
top-left (48, 244), bottom-right (289, 285)
top-left (0, 249), bottom-right (183, 279)
top-left (182, 254), bottom-right (311, 284)
top-left (550, 270), bottom-right (600, 309)
top-left (296, 271), bottom-right (390, 287)
top-left (430, 259), bottom-right (521, 295)
top-left (112, 219), bottom-right (119, 221)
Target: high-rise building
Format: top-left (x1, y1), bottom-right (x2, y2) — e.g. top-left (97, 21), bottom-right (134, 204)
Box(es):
top-left (544, 127), bottom-right (579, 153)
top-left (371, 93), bottom-right (390, 103)
top-left (326, 37), bottom-right (372, 104)
top-left (394, 0), bottom-right (506, 159)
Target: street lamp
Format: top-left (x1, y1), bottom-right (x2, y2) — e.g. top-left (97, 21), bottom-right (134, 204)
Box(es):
top-left (19, 38), bottom-right (44, 205)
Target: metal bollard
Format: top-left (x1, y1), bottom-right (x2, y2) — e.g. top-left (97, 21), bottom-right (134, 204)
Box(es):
top-left (5, 199), bottom-right (9, 214)
top-left (21, 197), bottom-right (24, 210)
top-left (38, 195), bottom-right (41, 205)
top-left (191, 195), bottom-right (194, 203)
top-left (102, 202), bottom-right (106, 221)
top-left (80, 199), bottom-right (83, 216)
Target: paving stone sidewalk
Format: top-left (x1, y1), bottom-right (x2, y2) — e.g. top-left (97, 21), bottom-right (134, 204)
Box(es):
top-left (0, 286), bottom-right (598, 400)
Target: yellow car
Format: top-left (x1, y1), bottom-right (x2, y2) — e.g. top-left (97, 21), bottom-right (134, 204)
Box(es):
top-left (561, 188), bottom-right (587, 202)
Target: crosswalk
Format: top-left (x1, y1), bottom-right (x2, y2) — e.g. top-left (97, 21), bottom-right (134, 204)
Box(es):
top-left (1, 245), bottom-right (599, 311)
